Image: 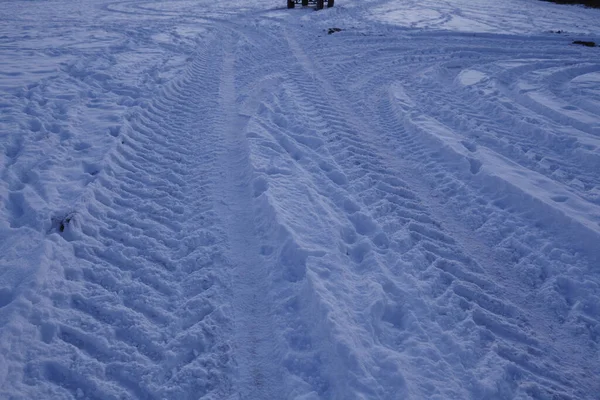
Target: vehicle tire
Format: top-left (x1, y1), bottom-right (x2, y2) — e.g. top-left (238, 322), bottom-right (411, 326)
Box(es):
top-left (287, 0), bottom-right (295, 8)
top-left (327, 0), bottom-right (334, 6)
top-left (316, 0), bottom-right (324, 9)
top-left (302, 0), bottom-right (308, 6)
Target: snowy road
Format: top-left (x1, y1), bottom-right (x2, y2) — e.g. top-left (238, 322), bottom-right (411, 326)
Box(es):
top-left (1, 0), bottom-right (600, 399)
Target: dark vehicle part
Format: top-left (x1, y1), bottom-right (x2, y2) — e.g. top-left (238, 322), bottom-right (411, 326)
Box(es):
top-left (288, 0), bottom-right (333, 9)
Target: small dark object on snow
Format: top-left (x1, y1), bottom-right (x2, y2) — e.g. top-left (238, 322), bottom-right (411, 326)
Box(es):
top-left (328, 28), bottom-right (342, 34)
top-left (573, 40), bottom-right (596, 47)
top-left (59, 216), bottom-right (72, 232)
top-left (51, 213), bottom-right (74, 234)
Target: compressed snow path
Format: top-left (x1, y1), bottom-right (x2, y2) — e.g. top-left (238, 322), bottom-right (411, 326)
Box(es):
top-left (1, 0), bottom-right (600, 398)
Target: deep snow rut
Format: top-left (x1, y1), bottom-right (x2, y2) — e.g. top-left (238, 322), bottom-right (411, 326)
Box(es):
top-left (215, 37), bottom-right (286, 399)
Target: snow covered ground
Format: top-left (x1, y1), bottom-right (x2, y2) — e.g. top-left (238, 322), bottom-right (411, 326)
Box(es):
top-left (1, 0), bottom-right (600, 398)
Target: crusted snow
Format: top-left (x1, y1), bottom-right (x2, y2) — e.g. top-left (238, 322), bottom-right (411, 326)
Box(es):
top-left (1, 0), bottom-right (600, 399)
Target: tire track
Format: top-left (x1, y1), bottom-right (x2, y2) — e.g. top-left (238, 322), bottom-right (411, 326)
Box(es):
top-left (280, 25), bottom-right (592, 399)
top-left (8, 30), bottom-right (234, 400)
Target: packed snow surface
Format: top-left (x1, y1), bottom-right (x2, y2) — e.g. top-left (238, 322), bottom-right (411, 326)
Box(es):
top-left (1, 0), bottom-right (600, 398)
